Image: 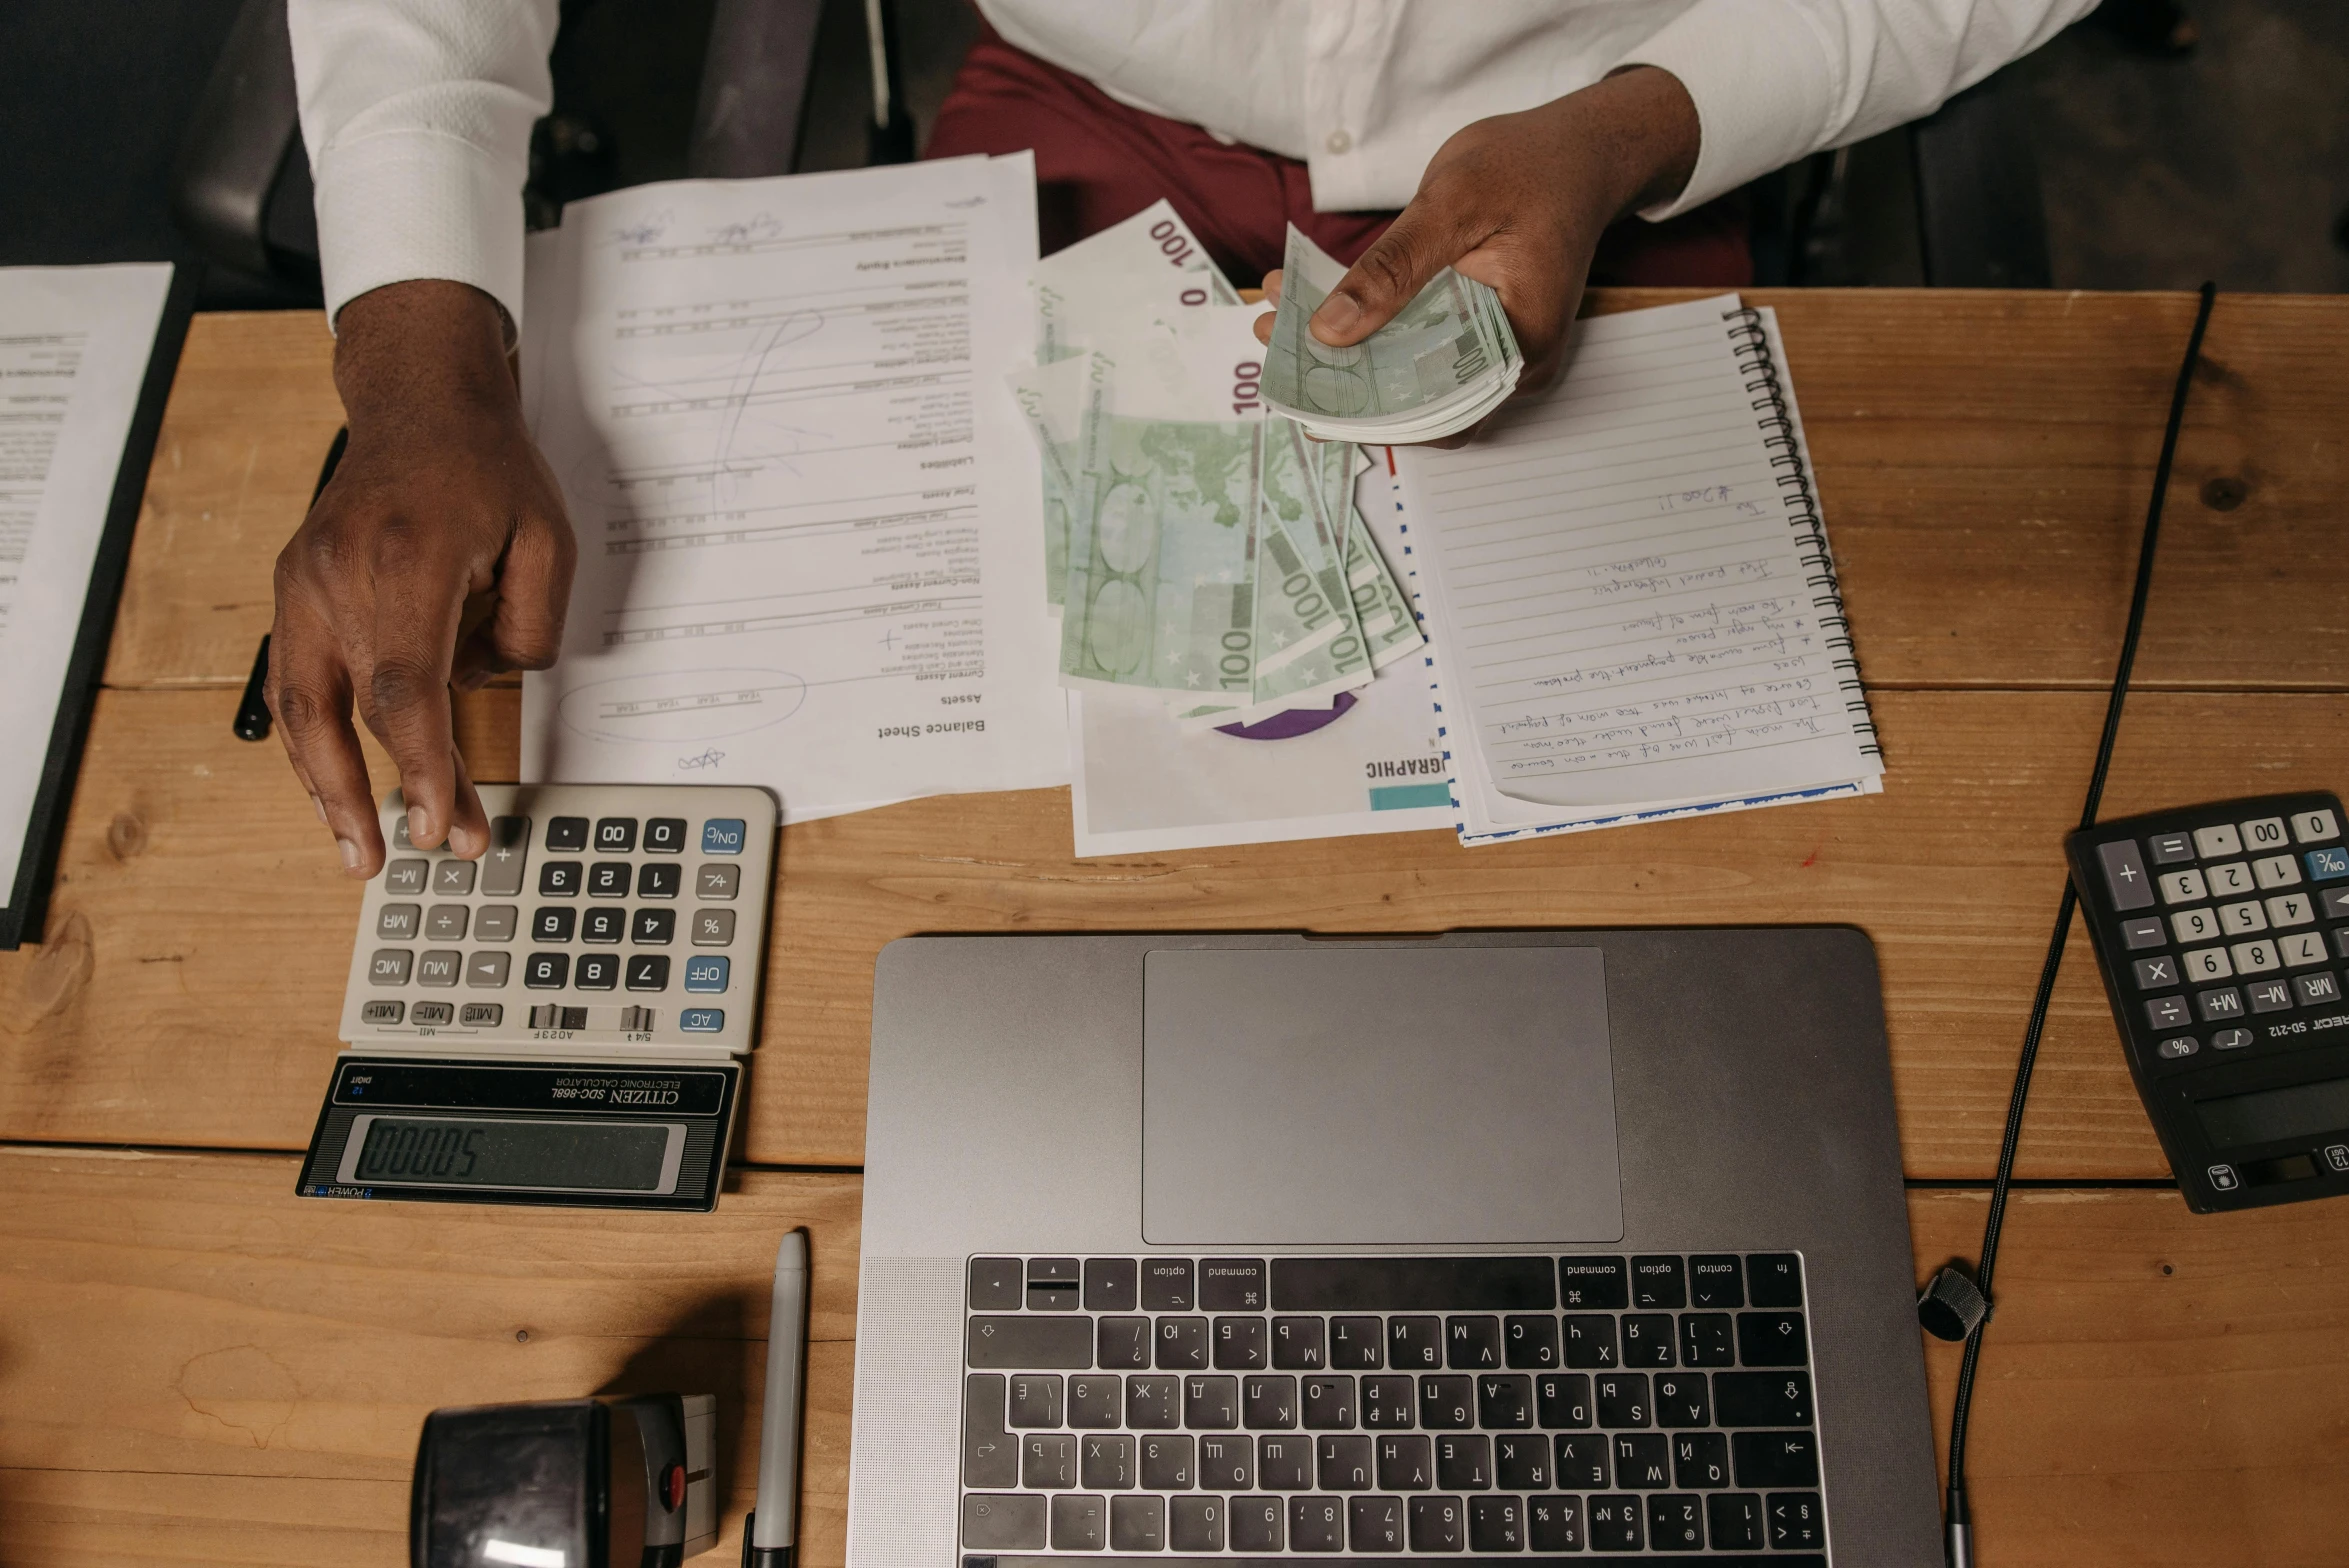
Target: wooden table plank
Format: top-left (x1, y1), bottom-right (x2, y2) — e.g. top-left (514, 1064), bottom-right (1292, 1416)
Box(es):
top-left (8, 684), bottom-right (2349, 1178)
top-left (6, 1148), bottom-right (2344, 1568)
top-left (103, 295), bottom-right (2349, 693)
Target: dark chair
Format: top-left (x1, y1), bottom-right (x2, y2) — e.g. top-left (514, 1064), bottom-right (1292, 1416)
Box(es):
top-left (171, 0), bottom-right (909, 300)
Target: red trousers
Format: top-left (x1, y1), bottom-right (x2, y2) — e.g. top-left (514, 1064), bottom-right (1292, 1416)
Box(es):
top-left (923, 23), bottom-right (1750, 289)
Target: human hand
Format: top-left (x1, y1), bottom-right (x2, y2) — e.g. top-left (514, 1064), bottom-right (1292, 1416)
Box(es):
top-left (268, 279), bottom-right (576, 877)
top-left (1253, 65), bottom-right (1700, 440)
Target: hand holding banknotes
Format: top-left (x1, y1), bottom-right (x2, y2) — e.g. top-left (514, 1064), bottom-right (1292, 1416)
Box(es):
top-left (1255, 66), bottom-right (1700, 444)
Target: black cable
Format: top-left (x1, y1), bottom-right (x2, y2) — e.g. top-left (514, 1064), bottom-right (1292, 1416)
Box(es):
top-left (1940, 281), bottom-right (2216, 1568)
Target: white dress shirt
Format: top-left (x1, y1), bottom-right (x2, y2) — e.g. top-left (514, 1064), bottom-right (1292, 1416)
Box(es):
top-left (290, 0), bottom-right (2092, 332)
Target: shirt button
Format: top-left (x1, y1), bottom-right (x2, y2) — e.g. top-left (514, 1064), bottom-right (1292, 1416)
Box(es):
top-left (1324, 129), bottom-right (1352, 154)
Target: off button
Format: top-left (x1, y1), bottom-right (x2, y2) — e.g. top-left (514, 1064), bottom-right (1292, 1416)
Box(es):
top-left (701, 818), bottom-right (745, 855)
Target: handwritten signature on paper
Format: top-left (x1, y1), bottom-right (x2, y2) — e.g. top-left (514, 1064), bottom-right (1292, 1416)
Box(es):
top-left (677, 748), bottom-right (726, 772)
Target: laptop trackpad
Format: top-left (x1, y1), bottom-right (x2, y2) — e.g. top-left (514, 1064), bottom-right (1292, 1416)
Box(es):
top-left (1142, 947), bottom-right (1624, 1245)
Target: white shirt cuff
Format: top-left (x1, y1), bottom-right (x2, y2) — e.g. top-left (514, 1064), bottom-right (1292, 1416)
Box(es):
top-left (1617, 0), bottom-right (1841, 219)
top-left (313, 125), bottom-right (531, 337)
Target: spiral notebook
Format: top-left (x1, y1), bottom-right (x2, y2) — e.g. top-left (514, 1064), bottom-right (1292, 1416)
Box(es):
top-left (1392, 294), bottom-right (1882, 845)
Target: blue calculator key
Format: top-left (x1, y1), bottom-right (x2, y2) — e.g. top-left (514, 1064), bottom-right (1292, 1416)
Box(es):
top-left (2306, 847), bottom-right (2349, 881)
top-left (684, 955), bottom-right (731, 993)
top-left (702, 819), bottom-right (746, 855)
top-left (681, 1007), bottom-right (725, 1032)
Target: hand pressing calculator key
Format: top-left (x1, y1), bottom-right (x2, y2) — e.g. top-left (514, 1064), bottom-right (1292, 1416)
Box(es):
top-left (2067, 792), bottom-right (2349, 1213)
top-left (298, 784), bottom-right (777, 1212)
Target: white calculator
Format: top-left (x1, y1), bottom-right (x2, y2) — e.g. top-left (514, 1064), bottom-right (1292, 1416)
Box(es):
top-left (297, 784), bottom-right (777, 1212)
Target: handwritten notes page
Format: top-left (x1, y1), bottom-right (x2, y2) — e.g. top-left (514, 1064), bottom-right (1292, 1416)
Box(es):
top-left (1394, 295), bottom-right (1881, 844)
top-left (519, 155), bottom-right (1067, 821)
top-left (0, 263), bottom-right (173, 892)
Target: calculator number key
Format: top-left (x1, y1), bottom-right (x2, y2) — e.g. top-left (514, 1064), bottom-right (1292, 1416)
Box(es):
top-left (2253, 855), bottom-right (2302, 890)
top-left (539, 861), bottom-right (582, 897)
top-left (532, 908), bottom-right (576, 943)
top-left (2207, 862), bottom-right (2255, 897)
top-left (2292, 809), bottom-right (2341, 845)
top-left (644, 817), bottom-right (687, 853)
top-left (2268, 894), bottom-right (2315, 928)
top-left (525, 953), bottom-right (571, 989)
top-left (582, 906), bottom-right (626, 943)
top-left (2171, 908), bottom-right (2220, 943)
top-left (2230, 940), bottom-right (2280, 975)
top-left (589, 862), bottom-right (633, 898)
top-left (2182, 947), bottom-right (2232, 982)
top-left (626, 955), bottom-right (671, 992)
top-left (2159, 869), bottom-right (2208, 905)
top-left (595, 817), bottom-right (638, 852)
top-left (2218, 901), bottom-right (2268, 936)
top-left (633, 909), bottom-right (676, 944)
top-left (2241, 817), bottom-right (2290, 851)
top-left (2280, 932), bottom-right (2328, 968)
top-left (575, 953), bottom-right (620, 991)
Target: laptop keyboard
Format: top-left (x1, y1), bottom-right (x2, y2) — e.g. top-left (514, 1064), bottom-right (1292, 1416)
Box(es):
top-left (959, 1253), bottom-right (1826, 1563)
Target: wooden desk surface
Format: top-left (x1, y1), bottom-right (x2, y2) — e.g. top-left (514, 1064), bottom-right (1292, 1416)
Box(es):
top-left (3, 289), bottom-right (2347, 1566)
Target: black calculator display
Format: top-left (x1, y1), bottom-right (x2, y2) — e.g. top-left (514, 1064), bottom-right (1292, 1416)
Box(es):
top-left (2068, 792), bottom-right (2349, 1212)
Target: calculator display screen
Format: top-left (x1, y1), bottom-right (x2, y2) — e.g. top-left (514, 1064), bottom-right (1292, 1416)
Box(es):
top-left (349, 1115), bottom-right (674, 1192)
top-left (2195, 1076), bottom-right (2349, 1150)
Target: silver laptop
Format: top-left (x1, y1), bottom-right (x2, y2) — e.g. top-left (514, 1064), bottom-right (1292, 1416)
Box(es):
top-left (848, 931), bottom-right (1937, 1565)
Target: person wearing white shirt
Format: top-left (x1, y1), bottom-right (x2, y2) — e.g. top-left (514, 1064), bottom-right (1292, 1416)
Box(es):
top-left (272, 0), bottom-right (2091, 875)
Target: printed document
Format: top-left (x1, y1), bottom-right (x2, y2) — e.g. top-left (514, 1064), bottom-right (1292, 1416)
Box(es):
top-left (0, 263), bottom-right (173, 893)
top-left (520, 156), bottom-right (1067, 820)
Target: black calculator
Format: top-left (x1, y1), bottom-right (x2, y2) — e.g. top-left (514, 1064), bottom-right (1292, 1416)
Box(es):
top-left (2068, 792), bottom-right (2349, 1212)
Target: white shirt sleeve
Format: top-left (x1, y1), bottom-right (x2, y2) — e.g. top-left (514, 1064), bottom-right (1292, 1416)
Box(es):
top-left (288, 0), bottom-right (559, 332)
top-left (1618, 0), bottom-right (2099, 218)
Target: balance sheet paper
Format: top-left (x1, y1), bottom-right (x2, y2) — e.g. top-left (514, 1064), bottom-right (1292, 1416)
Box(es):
top-left (519, 155), bottom-right (1066, 821)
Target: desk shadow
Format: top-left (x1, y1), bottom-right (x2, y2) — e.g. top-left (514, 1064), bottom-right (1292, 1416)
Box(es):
top-left (593, 1287), bottom-right (765, 1520)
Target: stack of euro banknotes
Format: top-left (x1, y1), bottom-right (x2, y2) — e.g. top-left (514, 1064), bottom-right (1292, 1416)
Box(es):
top-left (1010, 203), bottom-right (1519, 728)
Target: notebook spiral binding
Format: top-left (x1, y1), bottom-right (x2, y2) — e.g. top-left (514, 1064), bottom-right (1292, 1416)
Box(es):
top-left (1724, 305), bottom-right (1881, 759)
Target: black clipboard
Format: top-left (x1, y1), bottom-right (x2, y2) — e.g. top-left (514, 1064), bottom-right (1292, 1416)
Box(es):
top-left (0, 264), bottom-right (201, 949)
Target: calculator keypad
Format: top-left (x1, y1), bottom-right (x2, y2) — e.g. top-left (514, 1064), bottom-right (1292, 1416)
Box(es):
top-left (2072, 793), bottom-right (2349, 1210)
top-left (342, 785), bottom-right (772, 1054)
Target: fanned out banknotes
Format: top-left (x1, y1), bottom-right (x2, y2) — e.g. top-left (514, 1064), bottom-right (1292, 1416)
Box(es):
top-left (1007, 201), bottom-right (1424, 727)
top-left (1263, 225), bottom-right (1523, 445)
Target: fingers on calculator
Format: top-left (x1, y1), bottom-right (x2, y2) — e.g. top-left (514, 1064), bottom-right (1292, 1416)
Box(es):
top-left (341, 784), bottom-right (774, 1054)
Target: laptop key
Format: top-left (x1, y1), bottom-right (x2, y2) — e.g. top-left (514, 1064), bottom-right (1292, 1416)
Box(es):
top-left (1349, 1495), bottom-right (1405, 1552)
top-left (1560, 1256), bottom-right (1629, 1308)
top-left (1435, 1433), bottom-right (1491, 1489)
top-left (1476, 1373), bottom-right (1533, 1428)
top-left (1302, 1374), bottom-right (1356, 1429)
top-left (1769, 1491), bottom-right (1826, 1548)
top-left (1407, 1496), bottom-right (1464, 1552)
top-left (1199, 1257), bottom-right (1266, 1310)
top-left (1361, 1375), bottom-right (1415, 1428)
top-left (1318, 1433), bottom-right (1374, 1490)
top-left (1138, 1432), bottom-right (1192, 1489)
top-left (1079, 1433), bottom-right (1133, 1488)
top-left (1679, 1311), bottom-right (1735, 1367)
top-left (1184, 1374), bottom-right (1237, 1429)
top-left (960, 1494), bottom-right (1044, 1551)
top-left (1715, 1370), bottom-right (1813, 1427)
top-left (1535, 1372), bottom-right (1592, 1428)
top-left (1291, 1494), bottom-right (1346, 1552)
top-left (1272, 1315), bottom-right (1327, 1369)
top-left (1213, 1315), bottom-right (1268, 1370)
top-left (1388, 1315), bottom-right (1443, 1368)
top-left (1241, 1374), bottom-right (1296, 1429)
top-left (1006, 1374), bottom-right (1061, 1428)
top-left (1528, 1494), bottom-right (1584, 1551)
top-left (1418, 1374), bottom-right (1474, 1430)
top-left (1614, 1432), bottom-right (1671, 1488)
top-left (967, 1315), bottom-right (1091, 1369)
top-left (1647, 1493), bottom-right (1704, 1550)
top-left (1654, 1372), bottom-right (1712, 1428)
top-left (1330, 1315), bottom-right (1384, 1368)
top-left (1156, 1315), bottom-right (1209, 1370)
top-left (1596, 1373), bottom-right (1650, 1428)
top-left (1168, 1495), bottom-right (1224, 1551)
top-left (1230, 1495), bottom-right (1283, 1551)
top-left (1554, 1433), bottom-right (1610, 1488)
top-left (1503, 1313), bottom-right (1560, 1368)
top-left (1747, 1253), bottom-right (1805, 1307)
top-left (1127, 1376), bottom-right (1179, 1429)
top-left (1049, 1493), bottom-right (1106, 1550)
top-left (1563, 1313), bottom-right (1619, 1368)
top-left (1021, 1433), bottom-right (1075, 1488)
top-left (962, 1374), bottom-right (1016, 1488)
top-left (1688, 1255), bottom-right (1745, 1308)
top-left (1067, 1374), bottom-right (1121, 1429)
top-left (1674, 1430), bottom-right (1730, 1489)
top-left (1621, 1312), bottom-right (1677, 1367)
top-left (1082, 1257), bottom-right (1138, 1311)
top-left (1197, 1432), bottom-right (1251, 1488)
top-left (1588, 1494), bottom-right (1643, 1551)
top-left (1141, 1257), bottom-right (1195, 1311)
top-left (1631, 1255), bottom-right (1688, 1308)
top-left (1707, 1492), bottom-right (1767, 1551)
top-left (1733, 1429), bottom-right (1821, 1488)
top-left (1495, 1431), bottom-right (1550, 1490)
top-left (1377, 1434), bottom-right (1433, 1489)
top-left (1096, 1315), bottom-right (1150, 1369)
top-left (1257, 1434), bottom-right (1312, 1489)
top-left (1444, 1314), bottom-right (1503, 1369)
top-left (1109, 1494), bottom-right (1164, 1552)
top-left (1738, 1310), bottom-right (1811, 1366)
top-left (1468, 1494), bottom-right (1524, 1551)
